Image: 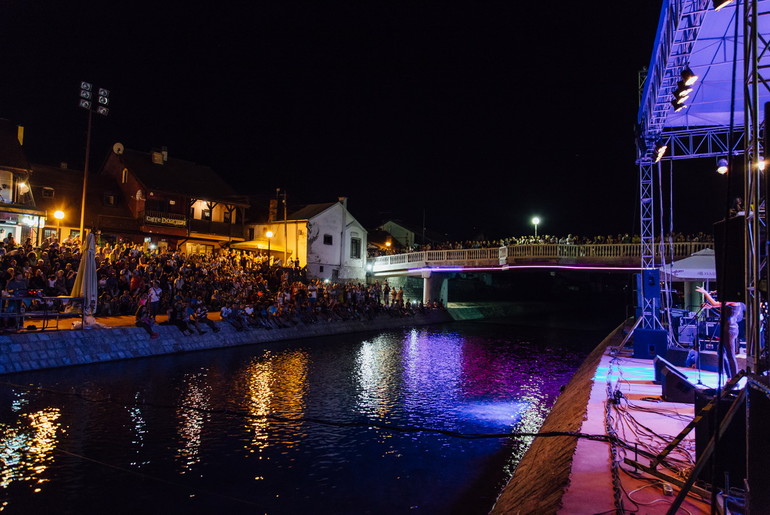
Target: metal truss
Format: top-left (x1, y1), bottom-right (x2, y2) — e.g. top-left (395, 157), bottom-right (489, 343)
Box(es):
top-left (637, 0), bottom-right (711, 160)
top-left (743, 0), bottom-right (770, 373)
top-left (657, 126), bottom-right (745, 159)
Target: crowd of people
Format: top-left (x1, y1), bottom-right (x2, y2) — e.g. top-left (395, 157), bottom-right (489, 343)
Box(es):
top-left (373, 232), bottom-right (713, 255)
top-left (0, 235), bottom-right (442, 336)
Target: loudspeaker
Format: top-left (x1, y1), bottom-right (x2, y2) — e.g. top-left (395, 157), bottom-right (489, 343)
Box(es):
top-left (695, 388), bottom-right (746, 489)
top-left (747, 377), bottom-right (770, 513)
top-left (677, 323), bottom-right (696, 344)
top-left (655, 357), bottom-right (698, 403)
top-left (633, 328), bottom-right (667, 359)
top-left (713, 216), bottom-right (745, 302)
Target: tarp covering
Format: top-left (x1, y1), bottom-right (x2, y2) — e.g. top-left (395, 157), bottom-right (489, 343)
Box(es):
top-left (660, 248), bottom-right (715, 280)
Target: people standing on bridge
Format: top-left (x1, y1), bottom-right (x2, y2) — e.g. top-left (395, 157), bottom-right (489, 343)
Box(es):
top-left (695, 286), bottom-right (743, 378)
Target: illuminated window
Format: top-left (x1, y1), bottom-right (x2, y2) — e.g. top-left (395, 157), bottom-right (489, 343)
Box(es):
top-left (121, 168), bottom-right (128, 184)
top-left (103, 194), bottom-right (117, 206)
top-left (202, 209), bottom-right (211, 221)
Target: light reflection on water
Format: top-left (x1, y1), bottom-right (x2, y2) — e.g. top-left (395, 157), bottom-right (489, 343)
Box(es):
top-left (0, 322), bottom-right (595, 514)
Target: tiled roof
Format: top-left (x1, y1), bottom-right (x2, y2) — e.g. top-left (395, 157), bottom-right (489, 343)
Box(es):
top-left (121, 149), bottom-right (242, 201)
top-left (288, 202), bottom-right (336, 221)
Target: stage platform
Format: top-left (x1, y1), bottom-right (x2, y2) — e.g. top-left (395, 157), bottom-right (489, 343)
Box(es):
top-left (492, 322), bottom-right (748, 514)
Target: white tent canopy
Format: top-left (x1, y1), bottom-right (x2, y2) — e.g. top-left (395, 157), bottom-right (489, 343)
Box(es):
top-left (661, 248), bottom-right (715, 281)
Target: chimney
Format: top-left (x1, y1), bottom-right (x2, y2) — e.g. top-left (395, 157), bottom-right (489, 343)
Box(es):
top-left (338, 197), bottom-right (348, 209)
top-left (161, 146), bottom-right (168, 162)
top-left (151, 151), bottom-right (164, 165)
top-left (60, 162), bottom-right (68, 170)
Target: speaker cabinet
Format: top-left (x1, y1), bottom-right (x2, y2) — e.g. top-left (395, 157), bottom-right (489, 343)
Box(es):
top-left (658, 358), bottom-right (697, 403)
top-left (695, 388), bottom-right (746, 489)
top-left (713, 216), bottom-right (745, 303)
top-left (633, 328), bottom-right (668, 359)
top-left (747, 377), bottom-right (770, 513)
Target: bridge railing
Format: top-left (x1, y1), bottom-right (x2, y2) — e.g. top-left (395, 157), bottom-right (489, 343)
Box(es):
top-left (370, 242), bottom-right (713, 271)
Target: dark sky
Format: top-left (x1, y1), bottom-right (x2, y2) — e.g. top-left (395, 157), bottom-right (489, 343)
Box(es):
top-left (1, 1), bottom-right (686, 241)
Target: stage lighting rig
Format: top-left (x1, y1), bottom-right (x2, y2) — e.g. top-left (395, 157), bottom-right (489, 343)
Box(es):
top-left (680, 67), bottom-right (698, 86)
top-left (654, 141), bottom-right (668, 163)
top-left (717, 158), bottom-right (729, 174)
top-left (712, 0), bottom-right (733, 11)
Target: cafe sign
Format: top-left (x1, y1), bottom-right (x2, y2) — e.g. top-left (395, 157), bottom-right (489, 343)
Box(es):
top-left (144, 214), bottom-right (187, 227)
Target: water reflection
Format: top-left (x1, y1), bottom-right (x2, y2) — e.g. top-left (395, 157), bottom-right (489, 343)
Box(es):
top-left (127, 392), bottom-right (150, 468)
top-left (0, 322), bottom-right (594, 514)
top-left (175, 371), bottom-right (212, 472)
top-left (236, 350), bottom-right (309, 453)
top-left (0, 393), bottom-right (62, 502)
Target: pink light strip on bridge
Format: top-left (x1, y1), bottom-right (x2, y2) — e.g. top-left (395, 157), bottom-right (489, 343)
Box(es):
top-left (406, 264), bottom-right (644, 273)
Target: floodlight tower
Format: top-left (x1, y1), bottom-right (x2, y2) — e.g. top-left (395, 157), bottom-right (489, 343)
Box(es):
top-left (78, 81), bottom-right (110, 240)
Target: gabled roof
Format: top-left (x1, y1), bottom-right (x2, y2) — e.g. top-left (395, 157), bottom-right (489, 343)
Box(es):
top-left (288, 202), bottom-right (337, 221)
top-left (118, 149), bottom-right (243, 202)
top-left (0, 119), bottom-right (31, 172)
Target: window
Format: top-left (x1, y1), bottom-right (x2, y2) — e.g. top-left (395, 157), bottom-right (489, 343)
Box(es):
top-left (223, 211), bottom-right (232, 224)
top-left (323, 234), bottom-right (333, 245)
top-left (121, 168), bottom-right (128, 184)
top-left (350, 237), bottom-right (361, 259)
top-left (248, 228), bottom-right (255, 240)
top-left (202, 209), bottom-right (212, 221)
top-left (103, 194), bottom-right (117, 206)
top-left (41, 187), bottom-right (55, 199)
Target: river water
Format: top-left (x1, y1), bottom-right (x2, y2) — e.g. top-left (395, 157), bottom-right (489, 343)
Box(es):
top-left (0, 313), bottom-right (614, 514)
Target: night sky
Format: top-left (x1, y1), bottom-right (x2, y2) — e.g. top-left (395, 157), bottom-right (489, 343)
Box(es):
top-left (3, 1), bottom-right (722, 241)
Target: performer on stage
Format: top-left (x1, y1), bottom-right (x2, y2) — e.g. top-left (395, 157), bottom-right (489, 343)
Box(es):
top-left (695, 286), bottom-right (743, 377)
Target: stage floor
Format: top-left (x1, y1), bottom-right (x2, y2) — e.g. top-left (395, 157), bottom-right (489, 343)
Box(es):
top-left (558, 350), bottom-right (738, 514)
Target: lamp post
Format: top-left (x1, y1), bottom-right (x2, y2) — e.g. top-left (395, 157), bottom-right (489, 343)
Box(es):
top-left (78, 81), bottom-right (110, 240)
top-left (531, 216), bottom-right (540, 238)
top-left (266, 230), bottom-right (273, 264)
top-left (54, 210), bottom-right (64, 242)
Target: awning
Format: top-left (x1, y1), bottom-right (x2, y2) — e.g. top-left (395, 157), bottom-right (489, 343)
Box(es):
top-left (229, 239), bottom-right (290, 254)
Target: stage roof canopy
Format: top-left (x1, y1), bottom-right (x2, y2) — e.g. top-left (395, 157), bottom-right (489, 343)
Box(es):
top-left (637, 0), bottom-right (770, 160)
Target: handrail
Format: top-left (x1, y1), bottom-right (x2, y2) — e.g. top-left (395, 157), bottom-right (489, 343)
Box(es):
top-left (370, 242), bottom-right (713, 269)
top-left (0, 295), bottom-right (86, 332)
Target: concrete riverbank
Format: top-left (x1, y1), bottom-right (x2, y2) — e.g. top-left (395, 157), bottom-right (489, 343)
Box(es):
top-left (0, 309), bottom-right (456, 375)
top-left (0, 301), bottom-right (571, 375)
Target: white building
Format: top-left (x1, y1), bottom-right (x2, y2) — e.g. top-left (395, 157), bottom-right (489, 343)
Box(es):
top-left (242, 197), bottom-right (368, 282)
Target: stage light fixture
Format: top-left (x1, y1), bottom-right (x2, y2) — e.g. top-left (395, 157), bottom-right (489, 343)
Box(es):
top-left (654, 141), bottom-right (668, 162)
top-left (712, 0), bottom-right (733, 11)
top-left (673, 80), bottom-right (693, 99)
top-left (670, 99), bottom-right (687, 112)
top-left (681, 67), bottom-right (698, 86)
top-left (717, 158), bottom-right (729, 174)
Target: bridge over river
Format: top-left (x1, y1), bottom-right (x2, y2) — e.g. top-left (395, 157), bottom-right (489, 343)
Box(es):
top-left (369, 242), bottom-right (712, 304)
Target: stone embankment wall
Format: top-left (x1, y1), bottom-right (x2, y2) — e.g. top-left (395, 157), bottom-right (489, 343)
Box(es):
top-left (0, 311), bottom-right (454, 375)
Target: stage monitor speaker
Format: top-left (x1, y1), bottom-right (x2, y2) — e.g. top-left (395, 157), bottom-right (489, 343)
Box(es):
top-left (747, 377), bottom-right (770, 513)
top-left (695, 388), bottom-right (746, 489)
top-left (633, 328), bottom-right (667, 360)
top-left (713, 216), bottom-right (745, 302)
top-left (658, 358), bottom-right (697, 403)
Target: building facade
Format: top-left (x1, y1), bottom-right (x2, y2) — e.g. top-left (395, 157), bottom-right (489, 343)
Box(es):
top-left (243, 198), bottom-right (368, 281)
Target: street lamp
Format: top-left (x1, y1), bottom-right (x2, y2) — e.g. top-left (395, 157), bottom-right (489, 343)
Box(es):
top-left (53, 210), bottom-right (64, 242)
top-left (78, 81), bottom-right (110, 240)
top-left (266, 230), bottom-right (273, 263)
top-left (531, 216), bottom-right (540, 238)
